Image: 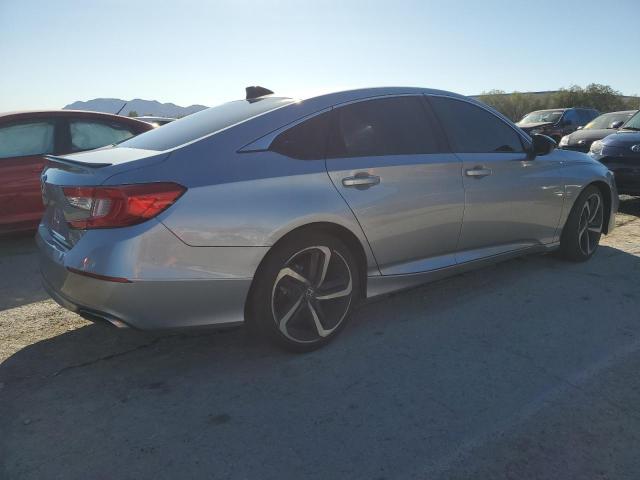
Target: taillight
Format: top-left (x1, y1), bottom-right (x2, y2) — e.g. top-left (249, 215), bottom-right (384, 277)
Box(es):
top-left (62, 182), bottom-right (186, 229)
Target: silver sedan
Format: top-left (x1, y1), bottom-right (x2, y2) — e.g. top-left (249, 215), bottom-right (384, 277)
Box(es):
top-left (37, 87), bottom-right (618, 351)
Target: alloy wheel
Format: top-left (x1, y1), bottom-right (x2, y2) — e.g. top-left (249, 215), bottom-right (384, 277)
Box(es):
top-left (577, 193), bottom-right (603, 256)
top-left (271, 246), bottom-right (353, 343)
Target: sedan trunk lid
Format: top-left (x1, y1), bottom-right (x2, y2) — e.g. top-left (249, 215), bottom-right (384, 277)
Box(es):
top-left (41, 146), bottom-right (170, 247)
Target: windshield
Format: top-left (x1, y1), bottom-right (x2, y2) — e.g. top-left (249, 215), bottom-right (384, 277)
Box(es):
top-left (119, 97), bottom-right (294, 151)
top-left (622, 111), bottom-right (640, 131)
top-left (584, 112), bottom-right (635, 130)
top-left (519, 110), bottom-right (564, 124)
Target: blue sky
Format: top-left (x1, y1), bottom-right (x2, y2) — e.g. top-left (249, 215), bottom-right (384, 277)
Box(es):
top-left (1, 0), bottom-right (638, 111)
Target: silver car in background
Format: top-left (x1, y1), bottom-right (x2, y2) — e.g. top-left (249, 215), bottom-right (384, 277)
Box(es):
top-left (37, 86), bottom-right (618, 351)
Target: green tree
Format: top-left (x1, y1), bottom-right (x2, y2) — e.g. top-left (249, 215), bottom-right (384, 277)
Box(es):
top-left (127, 110), bottom-right (139, 117)
top-left (477, 90), bottom-right (545, 121)
top-left (478, 84), bottom-right (634, 121)
top-left (549, 84), bottom-right (625, 112)
top-left (626, 95), bottom-right (640, 110)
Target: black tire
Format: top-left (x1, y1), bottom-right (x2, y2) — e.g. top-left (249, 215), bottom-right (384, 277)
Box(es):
top-left (559, 185), bottom-right (604, 262)
top-left (246, 231), bottom-right (360, 352)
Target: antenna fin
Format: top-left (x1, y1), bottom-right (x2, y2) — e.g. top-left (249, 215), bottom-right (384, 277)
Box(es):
top-left (245, 86), bottom-right (274, 100)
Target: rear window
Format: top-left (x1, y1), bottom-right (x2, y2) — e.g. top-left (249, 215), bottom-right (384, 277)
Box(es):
top-left (70, 120), bottom-right (135, 152)
top-left (119, 97), bottom-right (294, 151)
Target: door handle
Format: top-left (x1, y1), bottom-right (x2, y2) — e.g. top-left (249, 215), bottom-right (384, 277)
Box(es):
top-left (465, 167), bottom-right (492, 178)
top-left (342, 174), bottom-right (380, 188)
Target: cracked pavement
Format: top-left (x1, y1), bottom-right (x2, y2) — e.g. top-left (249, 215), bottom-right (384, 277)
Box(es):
top-left (1, 197), bottom-right (639, 479)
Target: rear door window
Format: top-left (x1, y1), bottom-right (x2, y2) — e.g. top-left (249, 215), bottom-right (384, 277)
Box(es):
top-left (0, 120), bottom-right (55, 158)
top-left (326, 96), bottom-right (442, 158)
top-left (428, 96), bottom-right (524, 153)
top-left (70, 120), bottom-right (135, 152)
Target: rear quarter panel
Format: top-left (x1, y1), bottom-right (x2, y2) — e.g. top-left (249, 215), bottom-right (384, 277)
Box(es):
top-left (104, 138), bottom-right (379, 275)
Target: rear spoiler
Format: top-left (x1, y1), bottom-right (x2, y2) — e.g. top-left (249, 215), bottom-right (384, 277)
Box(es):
top-left (44, 154), bottom-right (112, 169)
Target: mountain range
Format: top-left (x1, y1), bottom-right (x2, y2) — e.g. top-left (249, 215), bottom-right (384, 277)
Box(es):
top-left (63, 98), bottom-right (208, 118)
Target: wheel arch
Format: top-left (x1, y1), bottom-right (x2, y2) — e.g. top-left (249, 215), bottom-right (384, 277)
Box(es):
top-left (588, 180), bottom-right (613, 234)
top-left (561, 180), bottom-right (613, 236)
top-left (244, 222), bottom-right (371, 324)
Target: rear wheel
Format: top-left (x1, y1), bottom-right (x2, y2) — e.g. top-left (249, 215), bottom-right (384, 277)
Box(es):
top-left (247, 231), bottom-right (360, 352)
top-left (559, 185), bottom-right (604, 261)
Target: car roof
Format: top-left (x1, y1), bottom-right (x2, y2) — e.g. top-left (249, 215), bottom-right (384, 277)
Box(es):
top-left (1, 109), bottom-right (116, 118)
top-left (527, 107), bottom-right (602, 114)
top-left (286, 86), bottom-right (504, 121)
top-left (134, 116), bottom-right (176, 121)
top-left (300, 86), bottom-right (469, 104)
top-left (529, 108), bottom-right (568, 113)
top-left (0, 109), bottom-right (153, 128)
top-left (306, 86), bottom-right (515, 124)
top-left (598, 110), bottom-right (637, 115)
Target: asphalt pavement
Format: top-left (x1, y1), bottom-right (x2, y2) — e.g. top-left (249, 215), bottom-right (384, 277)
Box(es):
top-left (1, 197), bottom-right (639, 480)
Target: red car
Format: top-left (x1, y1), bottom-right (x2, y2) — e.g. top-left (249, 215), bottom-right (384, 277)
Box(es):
top-left (0, 110), bottom-right (153, 234)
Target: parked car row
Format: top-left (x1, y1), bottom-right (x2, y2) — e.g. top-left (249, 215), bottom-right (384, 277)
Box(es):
top-left (0, 110), bottom-right (154, 234)
top-left (516, 107), bottom-right (600, 142)
top-left (559, 110), bottom-right (636, 152)
top-left (516, 106), bottom-right (640, 196)
top-left (587, 110), bottom-right (640, 196)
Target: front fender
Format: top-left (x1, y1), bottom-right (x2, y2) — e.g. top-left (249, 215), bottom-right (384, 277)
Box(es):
top-left (557, 151), bottom-right (617, 236)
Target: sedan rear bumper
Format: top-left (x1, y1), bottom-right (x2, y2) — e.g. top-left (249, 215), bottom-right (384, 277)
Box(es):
top-left (37, 226), bottom-right (253, 330)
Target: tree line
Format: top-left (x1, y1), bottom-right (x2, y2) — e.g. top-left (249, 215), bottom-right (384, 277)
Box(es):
top-left (476, 84), bottom-right (640, 122)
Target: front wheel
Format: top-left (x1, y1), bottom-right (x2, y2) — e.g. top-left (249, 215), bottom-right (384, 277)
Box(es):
top-left (247, 231), bottom-right (360, 352)
top-left (559, 185), bottom-right (604, 261)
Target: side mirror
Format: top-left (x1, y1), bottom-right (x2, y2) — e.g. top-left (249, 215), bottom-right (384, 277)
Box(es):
top-left (531, 134), bottom-right (556, 157)
top-left (576, 125), bottom-right (583, 130)
top-left (610, 120), bottom-right (624, 129)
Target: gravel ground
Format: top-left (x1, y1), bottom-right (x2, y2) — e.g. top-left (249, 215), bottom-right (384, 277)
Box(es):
top-left (0, 197), bottom-right (639, 479)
